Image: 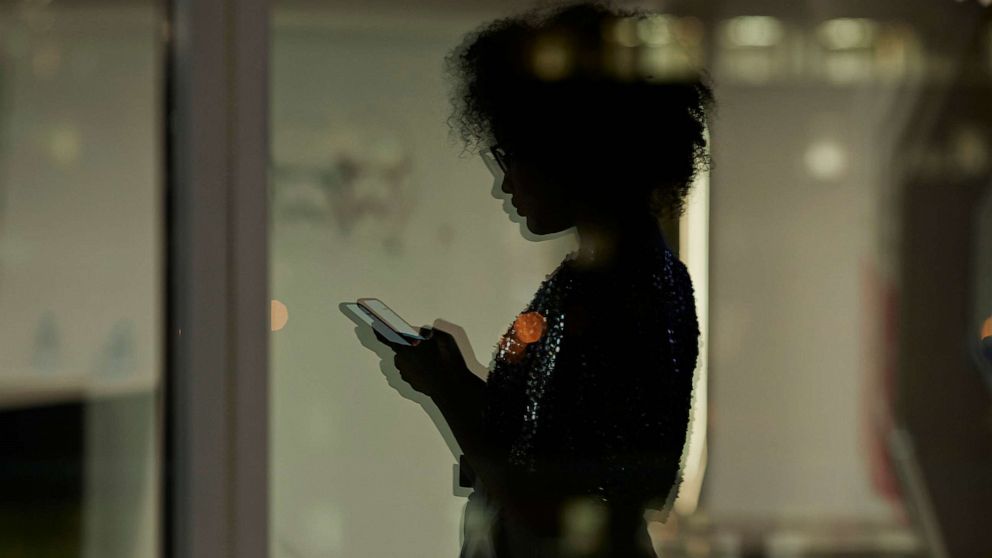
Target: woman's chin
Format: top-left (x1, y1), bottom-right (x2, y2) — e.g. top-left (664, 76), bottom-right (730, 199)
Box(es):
top-left (523, 217), bottom-right (571, 238)
top-left (523, 216), bottom-right (545, 234)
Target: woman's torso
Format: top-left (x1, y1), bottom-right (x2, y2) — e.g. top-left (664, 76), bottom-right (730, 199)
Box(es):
top-left (466, 231), bottom-right (699, 557)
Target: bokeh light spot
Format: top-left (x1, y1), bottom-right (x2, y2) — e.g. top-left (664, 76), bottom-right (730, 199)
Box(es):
top-left (531, 34), bottom-right (573, 81)
top-left (50, 125), bottom-right (81, 166)
top-left (723, 16), bottom-right (784, 48)
top-left (804, 139), bottom-right (848, 181)
top-left (271, 299), bottom-right (289, 332)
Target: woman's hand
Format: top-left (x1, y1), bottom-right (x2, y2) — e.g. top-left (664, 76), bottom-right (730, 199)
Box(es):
top-left (371, 321), bottom-right (471, 400)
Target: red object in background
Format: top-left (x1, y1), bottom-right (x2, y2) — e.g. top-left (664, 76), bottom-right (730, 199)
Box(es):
top-left (862, 262), bottom-right (906, 522)
top-left (982, 317), bottom-right (992, 363)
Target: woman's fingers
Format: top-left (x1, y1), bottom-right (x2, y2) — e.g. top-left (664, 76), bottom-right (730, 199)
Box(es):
top-left (369, 319), bottom-right (465, 396)
top-left (431, 331), bottom-right (458, 362)
top-left (429, 319), bottom-right (487, 375)
top-left (371, 329), bottom-right (385, 342)
top-left (423, 326), bottom-right (469, 372)
top-left (393, 350), bottom-right (432, 394)
top-left (372, 328), bottom-right (412, 352)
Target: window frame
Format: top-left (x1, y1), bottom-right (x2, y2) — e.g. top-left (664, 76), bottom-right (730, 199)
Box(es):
top-left (165, 0), bottom-right (270, 556)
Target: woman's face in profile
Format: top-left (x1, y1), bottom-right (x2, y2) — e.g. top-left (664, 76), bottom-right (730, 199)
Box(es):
top-left (499, 155), bottom-right (575, 237)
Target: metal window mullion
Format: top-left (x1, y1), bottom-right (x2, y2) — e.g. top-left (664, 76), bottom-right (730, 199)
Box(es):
top-left (230, 1), bottom-right (270, 556)
top-left (167, 0), bottom-right (269, 556)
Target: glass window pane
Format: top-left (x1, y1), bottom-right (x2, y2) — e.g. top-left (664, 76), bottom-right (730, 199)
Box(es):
top-left (271, 3), bottom-right (992, 557)
top-left (0, 3), bottom-right (163, 557)
top-left (271, 9), bottom-right (572, 557)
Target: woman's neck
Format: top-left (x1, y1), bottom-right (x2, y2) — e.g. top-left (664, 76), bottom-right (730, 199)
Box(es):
top-left (572, 211), bottom-right (662, 269)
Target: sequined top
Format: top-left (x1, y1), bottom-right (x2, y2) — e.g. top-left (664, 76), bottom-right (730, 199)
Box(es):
top-left (484, 230), bottom-right (699, 508)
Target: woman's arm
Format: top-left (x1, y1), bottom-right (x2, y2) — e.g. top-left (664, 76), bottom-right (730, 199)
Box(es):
top-left (381, 326), bottom-right (577, 531)
top-left (432, 364), bottom-right (581, 533)
top-left (371, 326), bottom-right (510, 495)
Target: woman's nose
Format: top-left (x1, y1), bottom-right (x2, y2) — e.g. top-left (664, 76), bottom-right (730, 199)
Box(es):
top-left (500, 175), bottom-right (512, 195)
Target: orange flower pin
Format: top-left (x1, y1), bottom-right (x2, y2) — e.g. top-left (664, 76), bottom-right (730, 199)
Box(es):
top-left (498, 311), bottom-right (547, 363)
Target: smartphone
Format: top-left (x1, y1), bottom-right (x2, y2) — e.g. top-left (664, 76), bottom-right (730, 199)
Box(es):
top-left (342, 303), bottom-right (412, 346)
top-left (341, 298), bottom-right (426, 346)
top-left (357, 298), bottom-right (427, 341)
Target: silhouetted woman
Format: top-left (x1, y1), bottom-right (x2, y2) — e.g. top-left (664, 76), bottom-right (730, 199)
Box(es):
top-left (364, 3), bottom-right (712, 556)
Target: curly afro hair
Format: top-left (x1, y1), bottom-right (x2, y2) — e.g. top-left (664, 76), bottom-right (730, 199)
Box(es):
top-left (446, 2), bottom-right (714, 218)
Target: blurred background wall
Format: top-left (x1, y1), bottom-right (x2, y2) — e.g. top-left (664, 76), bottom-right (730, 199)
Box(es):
top-left (0, 4), bottom-right (161, 557)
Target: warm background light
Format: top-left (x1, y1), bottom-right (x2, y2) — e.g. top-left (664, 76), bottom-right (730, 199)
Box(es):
top-left (982, 316), bottom-right (992, 340)
top-left (271, 299), bottom-right (289, 332)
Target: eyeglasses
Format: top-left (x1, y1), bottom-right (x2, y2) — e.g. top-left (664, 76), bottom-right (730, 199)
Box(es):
top-left (481, 145), bottom-right (511, 178)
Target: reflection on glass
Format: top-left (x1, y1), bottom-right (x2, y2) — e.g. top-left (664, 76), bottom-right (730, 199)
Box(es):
top-left (0, 3), bottom-right (162, 557)
top-left (271, 1), bottom-right (992, 557)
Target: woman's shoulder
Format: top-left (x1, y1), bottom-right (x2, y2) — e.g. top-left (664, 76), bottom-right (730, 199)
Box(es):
top-left (552, 254), bottom-right (691, 344)
top-left (562, 244), bottom-right (693, 303)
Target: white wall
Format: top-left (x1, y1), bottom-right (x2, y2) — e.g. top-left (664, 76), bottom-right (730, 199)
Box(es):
top-left (704, 86), bottom-right (896, 521)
